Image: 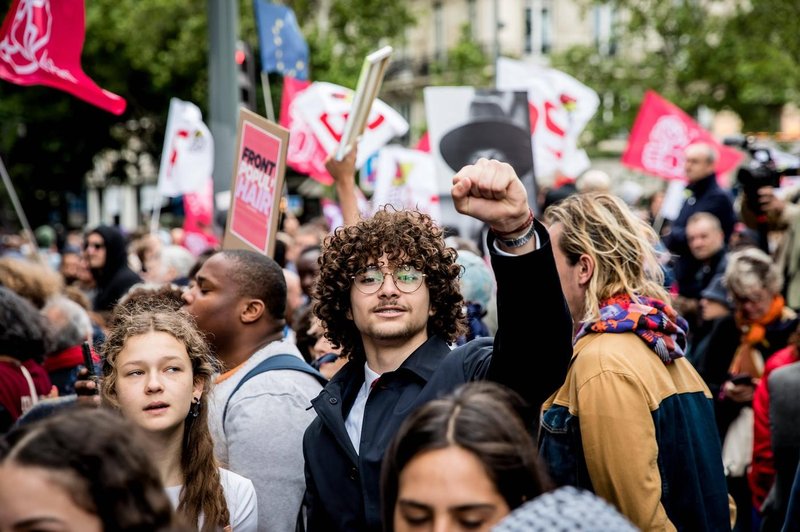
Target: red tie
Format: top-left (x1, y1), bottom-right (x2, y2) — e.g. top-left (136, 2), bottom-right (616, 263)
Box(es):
top-left (370, 377), bottom-right (381, 392)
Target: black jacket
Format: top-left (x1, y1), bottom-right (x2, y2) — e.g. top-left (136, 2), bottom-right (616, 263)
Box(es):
top-left (88, 225), bottom-right (142, 312)
top-left (663, 173), bottom-right (736, 257)
top-left (302, 224), bottom-right (573, 531)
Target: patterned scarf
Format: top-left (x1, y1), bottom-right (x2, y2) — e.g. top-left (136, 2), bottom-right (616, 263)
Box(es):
top-left (575, 293), bottom-right (688, 364)
top-left (729, 294), bottom-right (787, 379)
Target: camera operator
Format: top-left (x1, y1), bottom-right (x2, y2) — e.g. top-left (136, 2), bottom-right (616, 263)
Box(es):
top-left (742, 184), bottom-right (800, 311)
top-left (735, 139), bottom-right (800, 311)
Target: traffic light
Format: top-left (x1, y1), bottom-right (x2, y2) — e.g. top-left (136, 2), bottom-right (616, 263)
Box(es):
top-left (236, 40), bottom-right (257, 110)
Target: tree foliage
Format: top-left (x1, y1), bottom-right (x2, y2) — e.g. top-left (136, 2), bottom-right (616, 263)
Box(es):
top-left (0, 0), bottom-right (412, 229)
top-left (551, 0), bottom-right (800, 147)
top-left (288, 0), bottom-right (414, 88)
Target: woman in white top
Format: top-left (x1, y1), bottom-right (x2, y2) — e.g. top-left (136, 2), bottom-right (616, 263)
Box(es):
top-left (101, 303), bottom-right (258, 531)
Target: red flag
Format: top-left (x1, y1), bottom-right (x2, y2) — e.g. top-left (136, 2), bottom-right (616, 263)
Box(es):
top-left (621, 91), bottom-right (741, 181)
top-left (415, 131), bottom-right (430, 153)
top-left (0, 0), bottom-right (126, 115)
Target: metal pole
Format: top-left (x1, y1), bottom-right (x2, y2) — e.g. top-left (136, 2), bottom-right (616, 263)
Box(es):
top-left (261, 72), bottom-right (276, 122)
top-left (0, 155), bottom-right (43, 263)
top-left (207, 0), bottom-right (240, 204)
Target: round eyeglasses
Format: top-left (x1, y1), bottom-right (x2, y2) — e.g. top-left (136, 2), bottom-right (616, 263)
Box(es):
top-left (352, 264), bottom-right (426, 294)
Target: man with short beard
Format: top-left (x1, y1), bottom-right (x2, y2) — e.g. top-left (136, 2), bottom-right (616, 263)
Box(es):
top-left (303, 158), bottom-right (573, 531)
top-left (182, 250), bottom-right (323, 532)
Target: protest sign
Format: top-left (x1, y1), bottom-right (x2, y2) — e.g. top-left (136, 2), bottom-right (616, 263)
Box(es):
top-left (369, 146), bottom-right (441, 222)
top-left (496, 57), bottom-right (598, 183)
top-left (224, 109), bottom-right (288, 257)
top-left (289, 81), bottom-right (408, 182)
top-left (424, 87), bottom-right (534, 195)
top-left (335, 46), bottom-right (393, 161)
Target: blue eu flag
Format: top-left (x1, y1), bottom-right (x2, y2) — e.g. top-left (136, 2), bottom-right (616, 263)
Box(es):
top-left (254, 0), bottom-right (310, 80)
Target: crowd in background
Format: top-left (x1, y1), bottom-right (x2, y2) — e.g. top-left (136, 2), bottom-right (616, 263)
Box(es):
top-left (1, 147), bottom-right (800, 531)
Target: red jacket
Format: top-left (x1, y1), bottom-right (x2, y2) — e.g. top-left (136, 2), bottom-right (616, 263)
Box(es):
top-left (750, 345), bottom-right (800, 510)
top-left (0, 358), bottom-right (52, 428)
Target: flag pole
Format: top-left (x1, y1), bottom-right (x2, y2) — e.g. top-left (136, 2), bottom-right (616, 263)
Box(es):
top-left (149, 197), bottom-right (163, 234)
top-left (261, 72), bottom-right (276, 122)
top-left (0, 155), bottom-right (44, 264)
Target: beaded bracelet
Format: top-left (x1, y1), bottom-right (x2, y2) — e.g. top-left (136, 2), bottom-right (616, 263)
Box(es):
top-left (489, 209), bottom-right (534, 237)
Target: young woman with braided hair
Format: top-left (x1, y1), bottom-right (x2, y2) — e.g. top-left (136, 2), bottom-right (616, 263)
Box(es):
top-left (102, 304), bottom-right (257, 531)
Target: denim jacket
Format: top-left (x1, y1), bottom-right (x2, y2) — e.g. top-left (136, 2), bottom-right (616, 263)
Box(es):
top-left (539, 332), bottom-right (730, 531)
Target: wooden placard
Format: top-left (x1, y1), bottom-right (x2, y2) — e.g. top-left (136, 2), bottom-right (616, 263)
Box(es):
top-left (334, 45), bottom-right (393, 161)
top-left (223, 108), bottom-right (289, 257)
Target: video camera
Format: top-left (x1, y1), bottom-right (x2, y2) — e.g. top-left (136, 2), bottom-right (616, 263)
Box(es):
top-left (724, 135), bottom-right (799, 216)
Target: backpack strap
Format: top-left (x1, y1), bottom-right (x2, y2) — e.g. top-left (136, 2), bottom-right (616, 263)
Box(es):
top-left (222, 354), bottom-right (327, 427)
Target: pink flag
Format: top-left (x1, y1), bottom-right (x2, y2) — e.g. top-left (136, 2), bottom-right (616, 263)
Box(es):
top-left (280, 75), bottom-right (332, 183)
top-left (279, 75), bottom-right (311, 127)
top-left (621, 91), bottom-right (741, 181)
top-left (182, 178), bottom-right (219, 256)
top-left (0, 0), bottom-right (126, 115)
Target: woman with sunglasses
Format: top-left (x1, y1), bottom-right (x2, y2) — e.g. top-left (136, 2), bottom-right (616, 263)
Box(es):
top-left (102, 304), bottom-right (257, 531)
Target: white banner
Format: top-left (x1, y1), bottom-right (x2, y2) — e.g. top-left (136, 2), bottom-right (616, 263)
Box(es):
top-left (157, 98), bottom-right (214, 197)
top-left (292, 81), bottom-right (408, 168)
top-left (496, 57), bottom-right (599, 184)
top-left (370, 145), bottom-right (441, 222)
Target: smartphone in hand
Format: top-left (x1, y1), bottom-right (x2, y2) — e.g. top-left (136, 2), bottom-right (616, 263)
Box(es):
top-left (82, 341), bottom-right (95, 377)
top-left (730, 374), bottom-right (754, 387)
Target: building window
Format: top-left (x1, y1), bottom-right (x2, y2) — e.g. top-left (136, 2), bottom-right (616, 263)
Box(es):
top-left (527, 0), bottom-right (552, 56)
top-left (524, 7), bottom-right (532, 53)
top-left (593, 2), bottom-right (617, 56)
top-left (540, 4), bottom-right (551, 54)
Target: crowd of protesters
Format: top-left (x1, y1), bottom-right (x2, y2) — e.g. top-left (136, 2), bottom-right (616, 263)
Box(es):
top-left (1, 145), bottom-right (799, 531)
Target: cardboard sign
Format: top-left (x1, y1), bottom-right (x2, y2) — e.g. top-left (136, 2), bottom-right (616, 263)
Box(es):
top-left (334, 45), bottom-right (393, 161)
top-left (224, 108), bottom-right (289, 257)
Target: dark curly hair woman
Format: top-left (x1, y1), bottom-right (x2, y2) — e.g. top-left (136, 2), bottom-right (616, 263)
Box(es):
top-left (313, 207), bottom-right (465, 362)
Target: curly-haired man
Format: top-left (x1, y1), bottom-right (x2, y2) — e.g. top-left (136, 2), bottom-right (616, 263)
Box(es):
top-left (303, 157), bottom-right (574, 531)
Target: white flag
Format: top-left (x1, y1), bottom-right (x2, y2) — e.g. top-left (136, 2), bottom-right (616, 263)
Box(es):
top-left (496, 57), bottom-right (599, 184)
top-left (292, 82), bottom-right (409, 168)
top-left (370, 146), bottom-right (441, 222)
top-left (157, 98), bottom-right (214, 197)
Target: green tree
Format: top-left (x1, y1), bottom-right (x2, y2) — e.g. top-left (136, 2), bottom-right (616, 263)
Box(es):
top-left (0, 0), bottom-right (413, 229)
top-left (551, 0), bottom-right (800, 146)
top-left (288, 0), bottom-right (414, 89)
top-left (0, 0), bottom-right (211, 229)
top-left (430, 24), bottom-right (492, 87)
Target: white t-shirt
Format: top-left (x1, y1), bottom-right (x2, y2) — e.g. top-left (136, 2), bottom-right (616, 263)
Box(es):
top-left (166, 467), bottom-right (258, 531)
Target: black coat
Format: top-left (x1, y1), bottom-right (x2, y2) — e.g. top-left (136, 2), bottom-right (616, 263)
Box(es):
top-left (663, 173), bottom-right (736, 258)
top-left (88, 225), bottom-right (142, 312)
top-left (695, 312), bottom-right (799, 438)
top-left (302, 224), bottom-right (573, 531)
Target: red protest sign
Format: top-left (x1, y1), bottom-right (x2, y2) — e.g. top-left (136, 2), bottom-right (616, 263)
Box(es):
top-left (224, 109), bottom-right (289, 257)
top-left (621, 91), bottom-right (742, 180)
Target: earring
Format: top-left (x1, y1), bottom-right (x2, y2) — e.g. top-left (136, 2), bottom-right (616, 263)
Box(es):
top-left (190, 397), bottom-right (200, 418)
